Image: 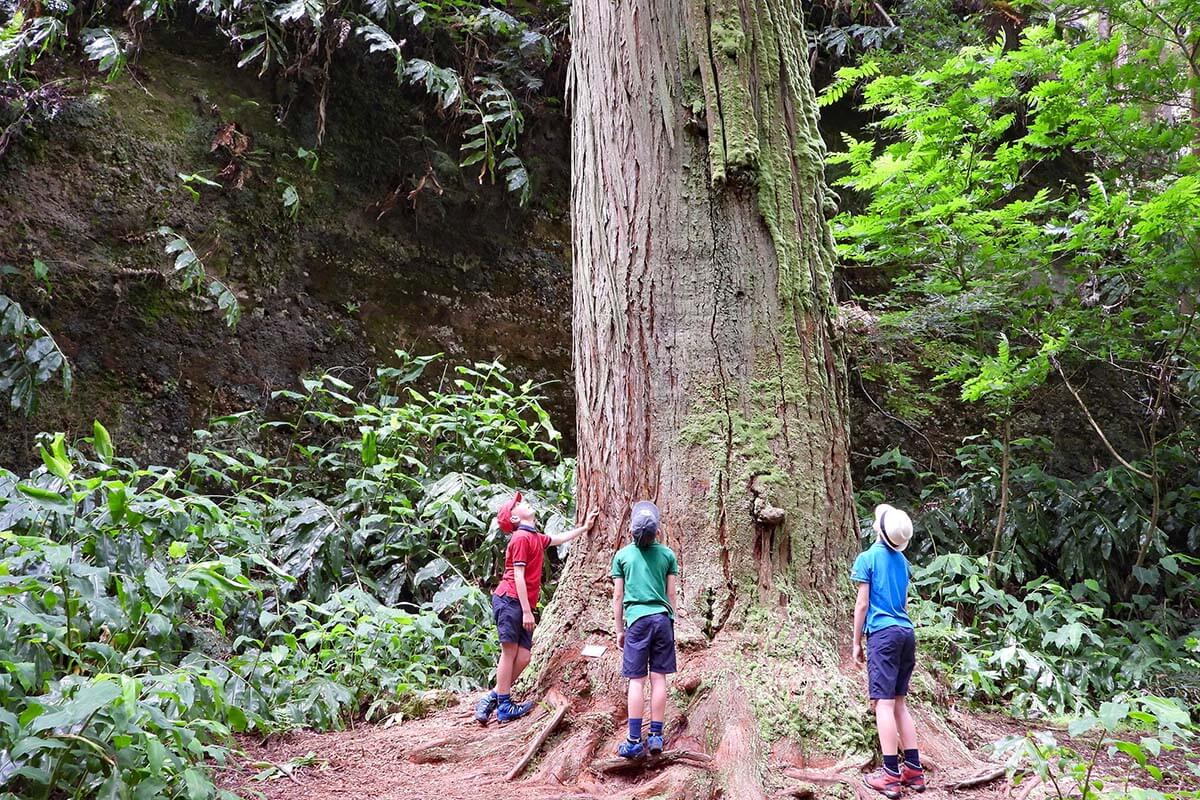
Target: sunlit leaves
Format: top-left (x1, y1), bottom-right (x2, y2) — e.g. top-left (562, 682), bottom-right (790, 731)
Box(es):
top-left (834, 18), bottom-right (1200, 436)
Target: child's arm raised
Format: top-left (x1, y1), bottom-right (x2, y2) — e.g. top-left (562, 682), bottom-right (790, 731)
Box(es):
top-left (514, 565), bottom-right (535, 631)
top-left (613, 577), bottom-right (625, 647)
top-left (547, 509), bottom-right (600, 547)
top-left (851, 582), bottom-right (869, 662)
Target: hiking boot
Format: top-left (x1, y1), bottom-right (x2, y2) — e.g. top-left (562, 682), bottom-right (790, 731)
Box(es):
top-left (617, 738), bottom-right (645, 759)
top-left (864, 767), bottom-right (903, 800)
top-left (473, 691), bottom-right (498, 725)
top-left (646, 733), bottom-right (664, 755)
top-left (901, 763), bottom-right (926, 792)
top-left (496, 699), bottom-right (533, 724)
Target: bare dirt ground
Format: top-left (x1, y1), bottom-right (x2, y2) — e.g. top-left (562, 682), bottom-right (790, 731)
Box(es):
top-left (213, 689), bottom-right (1200, 800)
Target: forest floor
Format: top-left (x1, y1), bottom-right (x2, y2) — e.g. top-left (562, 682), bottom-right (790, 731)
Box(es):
top-left (213, 682), bottom-right (1196, 800)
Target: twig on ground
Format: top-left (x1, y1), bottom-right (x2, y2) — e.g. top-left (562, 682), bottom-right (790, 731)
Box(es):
top-left (590, 749), bottom-right (713, 775)
top-left (507, 704), bottom-right (569, 781)
top-left (951, 765), bottom-right (1007, 790)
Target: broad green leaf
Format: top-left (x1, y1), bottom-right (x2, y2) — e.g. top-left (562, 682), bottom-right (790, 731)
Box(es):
top-left (30, 680), bottom-right (121, 732)
top-left (144, 566), bottom-right (171, 599)
top-left (1099, 701), bottom-right (1130, 732)
top-left (93, 420), bottom-right (113, 464)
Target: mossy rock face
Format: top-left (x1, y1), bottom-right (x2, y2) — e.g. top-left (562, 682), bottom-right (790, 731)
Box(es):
top-left (0, 29), bottom-right (574, 468)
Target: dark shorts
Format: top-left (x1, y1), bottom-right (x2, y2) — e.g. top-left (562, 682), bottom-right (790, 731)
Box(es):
top-left (492, 593), bottom-right (533, 650)
top-left (622, 612), bottom-right (677, 678)
top-left (866, 625), bottom-right (916, 700)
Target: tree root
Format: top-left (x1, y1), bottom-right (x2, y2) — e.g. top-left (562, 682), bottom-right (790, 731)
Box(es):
top-left (533, 703), bottom-right (616, 784)
top-left (589, 749), bottom-right (714, 775)
top-left (782, 767), bottom-right (875, 800)
top-left (952, 765), bottom-right (1007, 790)
top-left (407, 736), bottom-right (472, 764)
top-left (506, 703), bottom-right (569, 781)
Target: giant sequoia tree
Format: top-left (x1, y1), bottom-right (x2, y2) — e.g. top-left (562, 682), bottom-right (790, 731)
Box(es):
top-left (523, 0), bottom-right (862, 795)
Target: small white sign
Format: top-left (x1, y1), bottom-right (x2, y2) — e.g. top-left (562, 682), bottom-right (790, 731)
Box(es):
top-left (581, 644), bottom-right (607, 658)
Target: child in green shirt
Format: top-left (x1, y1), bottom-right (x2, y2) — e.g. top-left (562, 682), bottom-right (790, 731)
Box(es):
top-left (611, 500), bottom-right (678, 758)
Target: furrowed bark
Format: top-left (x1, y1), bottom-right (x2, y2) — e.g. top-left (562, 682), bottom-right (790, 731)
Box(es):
top-left (527, 0), bottom-right (857, 791)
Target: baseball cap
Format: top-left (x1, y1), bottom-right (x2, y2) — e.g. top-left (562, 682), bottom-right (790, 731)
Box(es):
top-left (630, 500), bottom-right (660, 546)
top-left (496, 492), bottom-right (523, 534)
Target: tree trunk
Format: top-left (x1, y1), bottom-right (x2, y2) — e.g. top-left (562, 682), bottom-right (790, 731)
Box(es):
top-left (526, 0), bottom-right (859, 795)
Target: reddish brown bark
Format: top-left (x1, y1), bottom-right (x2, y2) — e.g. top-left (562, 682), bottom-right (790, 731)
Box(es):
top-left (521, 0), bottom-right (857, 794)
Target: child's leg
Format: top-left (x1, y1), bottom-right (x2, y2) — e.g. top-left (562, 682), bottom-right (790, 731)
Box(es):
top-left (894, 697), bottom-right (917, 750)
top-left (874, 698), bottom-right (900, 757)
top-left (894, 697), bottom-right (920, 768)
top-left (894, 630), bottom-right (920, 769)
top-left (495, 642), bottom-right (519, 694)
top-left (511, 646), bottom-right (533, 685)
top-left (649, 672), bottom-right (668, 723)
top-left (627, 676), bottom-right (646, 723)
top-left (626, 676), bottom-right (647, 743)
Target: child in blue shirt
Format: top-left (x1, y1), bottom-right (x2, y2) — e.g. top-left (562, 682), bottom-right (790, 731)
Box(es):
top-left (852, 503), bottom-right (925, 798)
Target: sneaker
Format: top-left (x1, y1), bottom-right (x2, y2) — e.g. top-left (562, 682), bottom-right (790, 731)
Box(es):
top-left (473, 692), bottom-right (498, 725)
top-left (901, 763), bottom-right (926, 792)
top-left (496, 699), bottom-right (534, 724)
top-left (617, 738), bottom-right (645, 758)
top-left (647, 733), bottom-right (664, 754)
top-left (864, 767), bottom-right (903, 800)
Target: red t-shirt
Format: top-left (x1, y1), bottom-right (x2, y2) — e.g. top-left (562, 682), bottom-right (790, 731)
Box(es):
top-left (494, 526), bottom-right (552, 607)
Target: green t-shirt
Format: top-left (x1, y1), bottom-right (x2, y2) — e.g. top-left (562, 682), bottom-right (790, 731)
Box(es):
top-left (611, 542), bottom-right (678, 627)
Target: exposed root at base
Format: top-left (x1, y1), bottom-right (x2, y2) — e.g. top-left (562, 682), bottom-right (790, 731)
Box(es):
top-left (589, 749), bottom-right (714, 775)
top-left (506, 703), bottom-right (568, 780)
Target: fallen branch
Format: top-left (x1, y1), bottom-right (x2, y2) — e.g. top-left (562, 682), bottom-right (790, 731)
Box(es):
top-left (506, 703), bottom-right (569, 781)
top-left (590, 749), bottom-right (713, 775)
top-left (952, 765), bottom-right (1007, 790)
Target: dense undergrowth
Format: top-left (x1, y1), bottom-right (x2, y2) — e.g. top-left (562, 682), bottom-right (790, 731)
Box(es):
top-left (0, 352), bottom-right (573, 799)
top-left (836, 0), bottom-right (1200, 743)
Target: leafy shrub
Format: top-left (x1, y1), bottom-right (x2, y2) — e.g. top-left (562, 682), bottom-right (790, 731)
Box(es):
top-left (0, 290), bottom-right (71, 415)
top-left (859, 437), bottom-right (1200, 716)
top-left (859, 436), bottom-right (1200, 602)
top-left (0, 353), bottom-right (569, 799)
top-left (992, 696), bottom-right (1200, 799)
top-left (910, 554), bottom-right (1200, 716)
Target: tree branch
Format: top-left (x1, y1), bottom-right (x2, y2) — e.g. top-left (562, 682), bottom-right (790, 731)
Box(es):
top-left (1050, 358), bottom-right (1151, 479)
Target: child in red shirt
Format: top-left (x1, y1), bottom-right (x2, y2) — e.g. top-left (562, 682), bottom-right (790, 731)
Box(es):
top-left (474, 492), bottom-right (597, 724)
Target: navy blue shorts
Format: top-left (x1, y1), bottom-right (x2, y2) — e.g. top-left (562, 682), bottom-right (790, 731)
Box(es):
top-left (622, 612), bottom-right (676, 678)
top-left (492, 593), bottom-right (533, 650)
top-left (866, 625), bottom-right (916, 699)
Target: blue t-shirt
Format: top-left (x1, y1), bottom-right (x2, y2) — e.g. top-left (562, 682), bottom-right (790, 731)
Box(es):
top-left (851, 541), bottom-right (913, 634)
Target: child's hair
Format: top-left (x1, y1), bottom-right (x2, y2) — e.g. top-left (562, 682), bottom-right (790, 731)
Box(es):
top-left (630, 500), bottom-right (660, 548)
